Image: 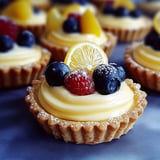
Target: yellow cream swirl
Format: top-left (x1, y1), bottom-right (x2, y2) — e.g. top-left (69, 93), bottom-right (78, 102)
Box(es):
top-left (38, 79), bottom-right (134, 121)
top-left (45, 30), bottom-right (107, 47)
top-left (132, 44), bottom-right (160, 71)
top-left (8, 10), bottom-right (46, 25)
top-left (98, 15), bottom-right (150, 30)
top-left (0, 44), bottom-right (42, 67)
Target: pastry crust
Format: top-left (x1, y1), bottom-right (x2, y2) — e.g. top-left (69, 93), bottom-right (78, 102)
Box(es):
top-left (40, 32), bottom-right (117, 61)
top-left (0, 48), bottom-right (51, 89)
top-left (124, 44), bottom-right (160, 92)
top-left (25, 78), bottom-right (147, 144)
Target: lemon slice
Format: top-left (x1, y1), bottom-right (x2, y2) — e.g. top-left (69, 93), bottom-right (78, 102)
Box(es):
top-left (63, 3), bottom-right (82, 17)
top-left (64, 42), bottom-right (108, 75)
top-left (46, 8), bottom-right (64, 31)
top-left (114, 0), bottom-right (135, 10)
top-left (153, 11), bottom-right (160, 34)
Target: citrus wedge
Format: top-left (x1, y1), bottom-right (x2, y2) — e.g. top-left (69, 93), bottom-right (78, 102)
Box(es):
top-left (114, 0), bottom-right (135, 10)
top-left (153, 11), bottom-right (160, 34)
top-left (64, 42), bottom-right (108, 75)
top-left (3, 1), bottom-right (32, 21)
top-left (80, 9), bottom-right (101, 37)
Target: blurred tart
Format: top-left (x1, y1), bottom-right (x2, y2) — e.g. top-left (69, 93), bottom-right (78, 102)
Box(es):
top-left (97, 0), bottom-right (152, 42)
top-left (40, 7), bottom-right (117, 61)
top-left (0, 16), bottom-right (51, 89)
top-left (2, 1), bottom-right (46, 39)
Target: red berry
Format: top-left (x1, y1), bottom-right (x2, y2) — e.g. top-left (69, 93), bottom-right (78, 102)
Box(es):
top-left (68, 13), bottom-right (81, 22)
top-left (64, 70), bottom-right (95, 96)
top-left (0, 16), bottom-right (19, 41)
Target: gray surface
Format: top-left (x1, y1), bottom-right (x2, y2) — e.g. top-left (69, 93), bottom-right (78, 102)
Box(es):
top-left (0, 43), bottom-right (160, 160)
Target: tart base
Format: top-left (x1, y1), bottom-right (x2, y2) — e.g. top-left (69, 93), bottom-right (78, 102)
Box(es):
top-left (0, 48), bottom-right (51, 89)
top-left (25, 78), bottom-right (147, 144)
top-left (40, 32), bottom-right (117, 61)
top-left (124, 45), bottom-right (160, 92)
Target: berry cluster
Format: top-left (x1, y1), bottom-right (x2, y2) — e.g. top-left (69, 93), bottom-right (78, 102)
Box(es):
top-left (45, 62), bottom-right (126, 96)
top-left (63, 13), bottom-right (81, 33)
top-left (144, 29), bottom-right (160, 51)
top-left (0, 17), bottom-right (35, 52)
top-left (103, 5), bottom-right (142, 18)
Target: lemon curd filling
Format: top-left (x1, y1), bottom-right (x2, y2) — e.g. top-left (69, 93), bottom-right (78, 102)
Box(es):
top-left (132, 44), bottom-right (160, 71)
top-left (0, 44), bottom-right (42, 67)
top-left (98, 15), bottom-right (149, 29)
top-left (45, 30), bottom-right (108, 47)
top-left (38, 79), bottom-right (134, 121)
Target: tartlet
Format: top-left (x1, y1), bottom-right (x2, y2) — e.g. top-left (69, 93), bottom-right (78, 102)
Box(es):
top-left (0, 17), bottom-right (51, 89)
top-left (97, 2), bottom-right (152, 42)
top-left (40, 8), bottom-right (117, 61)
top-left (25, 43), bottom-right (147, 144)
top-left (124, 11), bottom-right (160, 92)
top-left (2, 1), bottom-right (46, 39)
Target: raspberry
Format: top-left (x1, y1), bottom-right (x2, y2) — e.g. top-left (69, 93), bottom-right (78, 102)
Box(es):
top-left (0, 16), bottom-right (19, 41)
top-left (64, 70), bottom-right (95, 96)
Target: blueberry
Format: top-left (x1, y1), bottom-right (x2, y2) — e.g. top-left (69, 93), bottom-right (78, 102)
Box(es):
top-left (45, 62), bottom-right (71, 86)
top-left (0, 0), bottom-right (10, 9)
top-left (93, 64), bottom-right (121, 95)
top-left (17, 30), bottom-right (35, 47)
top-left (145, 30), bottom-right (160, 51)
top-left (130, 9), bottom-right (142, 18)
top-left (114, 7), bottom-right (130, 17)
top-left (109, 63), bottom-right (126, 81)
top-left (103, 5), bottom-right (115, 15)
top-left (63, 18), bottom-right (80, 33)
top-left (0, 35), bottom-right (13, 52)
top-left (33, 7), bottom-right (40, 14)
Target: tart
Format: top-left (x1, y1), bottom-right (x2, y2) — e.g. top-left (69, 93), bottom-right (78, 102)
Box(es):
top-left (97, 1), bottom-right (152, 42)
top-left (138, 0), bottom-right (160, 16)
top-left (51, 0), bottom-right (97, 15)
top-left (124, 11), bottom-right (160, 92)
top-left (25, 42), bottom-right (147, 144)
top-left (2, 1), bottom-right (46, 39)
top-left (40, 8), bottom-right (117, 61)
top-left (0, 17), bottom-right (51, 89)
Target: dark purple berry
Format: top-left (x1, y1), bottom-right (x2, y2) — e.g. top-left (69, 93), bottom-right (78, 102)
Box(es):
top-left (63, 18), bottom-right (80, 33)
top-left (114, 7), bottom-right (130, 17)
top-left (17, 30), bottom-right (35, 47)
top-left (93, 64), bottom-right (121, 95)
top-left (45, 62), bottom-right (71, 86)
top-left (0, 35), bottom-right (13, 52)
top-left (33, 7), bottom-right (41, 14)
top-left (109, 63), bottom-right (126, 81)
top-left (103, 4), bottom-right (114, 15)
top-left (130, 9), bottom-right (142, 18)
top-left (145, 30), bottom-right (160, 51)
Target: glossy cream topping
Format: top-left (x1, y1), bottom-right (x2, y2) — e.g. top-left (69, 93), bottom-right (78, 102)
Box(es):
top-left (98, 15), bottom-right (150, 29)
top-left (38, 79), bottom-right (135, 121)
top-left (45, 30), bottom-right (108, 47)
top-left (0, 44), bottom-right (42, 67)
top-left (10, 10), bottom-right (46, 25)
top-left (132, 44), bottom-right (160, 71)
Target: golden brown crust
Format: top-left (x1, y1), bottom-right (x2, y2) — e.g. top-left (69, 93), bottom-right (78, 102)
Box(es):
top-left (102, 18), bottom-right (152, 42)
top-left (124, 45), bottom-right (160, 92)
top-left (0, 48), bottom-right (51, 89)
top-left (25, 78), bottom-right (147, 144)
top-left (40, 31), bottom-right (117, 61)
